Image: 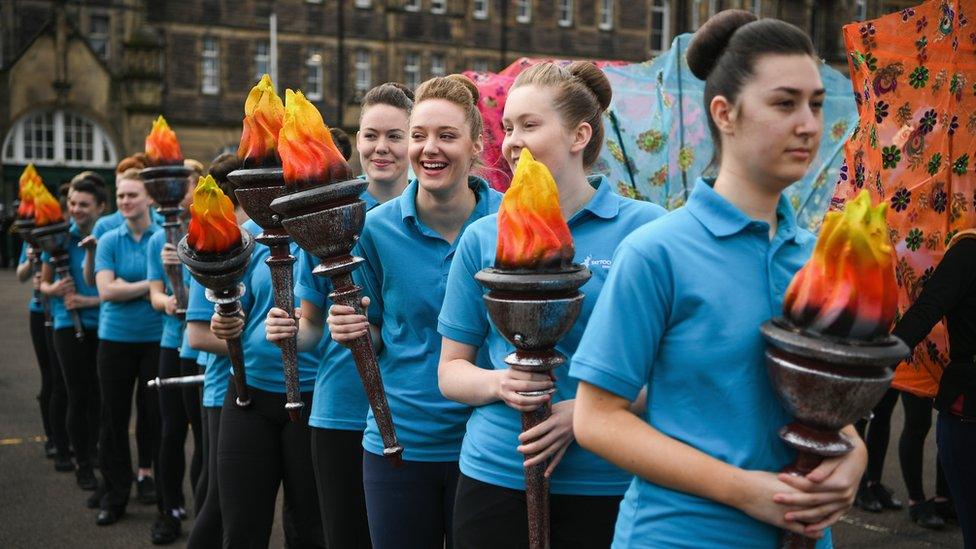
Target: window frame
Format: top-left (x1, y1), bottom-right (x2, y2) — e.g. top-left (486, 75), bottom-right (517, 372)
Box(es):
top-left (88, 12), bottom-right (110, 60)
top-left (404, 52), bottom-right (421, 89)
top-left (355, 49), bottom-right (372, 94)
top-left (2, 109), bottom-right (118, 168)
top-left (201, 37), bottom-right (220, 95)
top-left (650, 0), bottom-right (670, 55)
top-left (473, 0), bottom-right (489, 19)
top-left (306, 47), bottom-right (323, 101)
top-left (516, 0), bottom-right (532, 23)
top-left (558, 0), bottom-right (573, 27)
top-left (598, 0), bottom-right (613, 31)
top-left (431, 0), bottom-right (446, 14)
top-left (430, 53), bottom-right (446, 78)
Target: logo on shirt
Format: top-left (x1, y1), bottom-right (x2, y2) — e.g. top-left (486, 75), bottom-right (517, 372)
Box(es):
top-left (581, 255), bottom-right (612, 270)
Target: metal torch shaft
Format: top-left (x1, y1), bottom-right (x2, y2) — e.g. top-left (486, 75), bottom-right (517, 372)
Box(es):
top-left (163, 219), bottom-right (188, 319)
top-left (215, 300), bottom-right (251, 408)
top-left (28, 247), bottom-right (52, 327)
top-left (522, 403), bottom-right (552, 549)
top-left (147, 374), bottom-right (205, 388)
top-left (328, 271), bottom-right (403, 465)
top-left (780, 450), bottom-right (827, 549)
top-left (52, 260), bottom-right (85, 341)
top-left (265, 244), bottom-right (303, 422)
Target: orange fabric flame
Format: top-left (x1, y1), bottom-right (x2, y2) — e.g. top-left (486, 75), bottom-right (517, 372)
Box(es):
top-left (145, 115), bottom-right (184, 166)
top-left (784, 190), bottom-right (898, 340)
top-left (238, 74), bottom-right (285, 165)
top-left (33, 185), bottom-right (63, 227)
top-left (495, 149), bottom-right (574, 270)
top-left (16, 164), bottom-right (43, 218)
top-left (277, 89), bottom-right (351, 185)
top-left (186, 175), bottom-right (242, 254)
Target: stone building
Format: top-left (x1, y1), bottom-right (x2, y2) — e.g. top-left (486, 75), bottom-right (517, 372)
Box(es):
top-left (0, 0), bottom-right (922, 209)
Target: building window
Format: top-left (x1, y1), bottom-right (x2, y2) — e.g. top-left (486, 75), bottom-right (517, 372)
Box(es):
top-left (355, 0), bottom-right (372, 7)
top-left (474, 0), bottom-right (489, 19)
top-left (404, 52), bottom-right (421, 89)
top-left (431, 54), bottom-right (446, 77)
top-left (516, 0), bottom-right (531, 23)
top-left (854, 0), bottom-right (867, 20)
top-left (255, 42), bottom-right (270, 82)
top-left (751, 0), bottom-right (761, 16)
top-left (405, 0), bottom-right (420, 11)
top-left (306, 48), bottom-right (323, 101)
top-left (89, 13), bottom-right (110, 60)
top-left (598, 0), bottom-right (613, 30)
top-left (355, 50), bottom-right (371, 95)
top-left (558, 0), bottom-right (573, 27)
top-left (650, 0), bottom-right (670, 55)
top-left (201, 37), bottom-right (220, 95)
top-left (431, 0), bottom-right (446, 14)
top-left (2, 110), bottom-right (118, 168)
top-left (473, 58), bottom-right (489, 73)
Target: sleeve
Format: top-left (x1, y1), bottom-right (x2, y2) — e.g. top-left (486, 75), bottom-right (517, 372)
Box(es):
top-left (145, 233), bottom-right (165, 283)
top-left (293, 249), bottom-right (329, 307)
top-left (93, 231), bottom-right (116, 275)
top-left (19, 242), bottom-right (28, 264)
top-left (92, 216), bottom-right (110, 239)
top-left (185, 278), bottom-right (213, 323)
top-left (353, 228), bottom-right (384, 327)
top-left (437, 228), bottom-right (490, 347)
top-left (893, 239), bottom-right (976, 350)
top-left (569, 239), bottom-right (673, 401)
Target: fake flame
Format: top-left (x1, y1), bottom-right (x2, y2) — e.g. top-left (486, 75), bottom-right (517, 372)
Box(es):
top-left (238, 74), bottom-right (285, 166)
top-left (495, 149), bottom-right (574, 270)
top-left (186, 175), bottom-right (242, 254)
top-left (33, 184), bottom-right (63, 227)
top-left (16, 164), bottom-right (43, 218)
top-left (277, 89), bottom-right (351, 184)
top-left (145, 115), bottom-right (184, 166)
top-left (783, 190), bottom-right (898, 340)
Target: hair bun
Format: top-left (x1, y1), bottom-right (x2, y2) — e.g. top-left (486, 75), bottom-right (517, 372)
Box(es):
top-left (386, 81), bottom-right (415, 102)
top-left (445, 73), bottom-right (479, 104)
top-left (687, 10), bottom-right (758, 81)
top-left (567, 61), bottom-right (611, 111)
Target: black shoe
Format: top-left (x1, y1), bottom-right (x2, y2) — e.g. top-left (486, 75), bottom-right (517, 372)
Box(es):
top-left (909, 500), bottom-right (946, 530)
top-left (933, 499), bottom-right (957, 523)
top-left (44, 440), bottom-right (57, 459)
top-left (176, 507), bottom-right (188, 520)
top-left (86, 486), bottom-right (105, 509)
top-left (96, 508), bottom-right (124, 526)
top-left (870, 483), bottom-right (904, 510)
top-left (76, 466), bottom-right (98, 491)
top-left (856, 485), bottom-right (883, 513)
top-left (53, 455), bottom-right (75, 472)
top-left (137, 476), bottom-right (157, 505)
top-left (150, 513), bottom-right (181, 545)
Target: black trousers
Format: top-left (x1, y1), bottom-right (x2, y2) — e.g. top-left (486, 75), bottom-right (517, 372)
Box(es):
top-left (855, 387), bottom-right (900, 485)
top-left (157, 348), bottom-right (203, 513)
top-left (29, 310), bottom-right (69, 455)
top-left (188, 405), bottom-right (222, 549)
top-left (182, 359), bottom-right (204, 501)
top-left (899, 391), bottom-right (949, 502)
top-left (218, 383), bottom-right (323, 548)
top-left (311, 427), bottom-right (371, 549)
top-left (52, 327), bottom-right (100, 466)
top-left (937, 413), bottom-right (976, 548)
top-left (453, 473), bottom-right (622, 549)
top-left (97, 339), bottom-right (161, 512)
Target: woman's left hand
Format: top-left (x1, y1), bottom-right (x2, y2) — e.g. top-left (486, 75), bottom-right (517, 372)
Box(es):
top-left (516, 399), bottom-right (575, 477)
top-left (161, 243), bottom-right (180, 266)
top-left (211, 310), bottom-right (245, 340)
top-left (773, 439), bottom-right (866, 534)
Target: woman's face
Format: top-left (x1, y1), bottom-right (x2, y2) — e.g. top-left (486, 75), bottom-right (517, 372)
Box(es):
top-left (501, 85), bottom-right (585, 180)
top-left (115, 177), bottom-right (150, 220)
top-left (722, 54), bottom-right (824, 191)
top-left (67, 189), bottom-right (103, 229)
top-left (358, 104), bottom-right (410, 185)
top-left (409, 98), bottom-right (483, 194)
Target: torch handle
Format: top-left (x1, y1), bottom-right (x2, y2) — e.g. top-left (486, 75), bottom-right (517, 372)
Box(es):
top-left (215, 301), bottom-right (251, 408)
top-left (27, 248), bottom-right (52, 326)
top-left (328, 272), bottom-right (403, 465)
top-left (780, 451), bottom-right (826, 549)
top-left (521, 403), bottom-right (552, 549)
top-left (266, 249), bottom-right (303, 422)
top-left (163, 223), bottom-right (188, 318)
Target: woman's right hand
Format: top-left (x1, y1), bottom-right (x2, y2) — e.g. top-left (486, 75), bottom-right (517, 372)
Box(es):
top-left (51, 276), bottom-right (76, 297)
top-left (494, 369), bottom-right (554, 412)
top-left (736, 470), bottom-right (825, 539)
top-left (78, 235), bottom-right (97, 250)
top-left (266, 307), bottom-right (301, 343)
top-left (326, 297), bottom-right (370, 347)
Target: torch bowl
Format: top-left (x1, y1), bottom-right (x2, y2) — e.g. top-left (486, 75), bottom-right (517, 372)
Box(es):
top-left (141, 165), bottom-right (191, 208)
top-left (14, 218), bottom-right (38, 245)
top-left (31, 221), bottom-right (72, 255)
top-left (177, 229), bottom-right (256, 290)
top-left (270, 179), bottom-right (368, 260)
top-left (230, 166), bottom-right (289, 232)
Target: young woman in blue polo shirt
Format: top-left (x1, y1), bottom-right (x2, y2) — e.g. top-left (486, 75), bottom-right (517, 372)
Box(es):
top-left (93, 167), bottom-right (164, 526)
top-left (39, 173), bottom-right (106, 490)
top-left (325, 74), bottom-right (503, 548)
top-left (264, 81), bottom-right (414, 548)
top-left (436, 61), bottom-right (666, 548)
top-left (571, 11), bottom-right (866, 548)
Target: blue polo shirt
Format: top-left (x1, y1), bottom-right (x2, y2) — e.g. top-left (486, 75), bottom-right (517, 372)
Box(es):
top-left (92, 209), bottom-right (164, 240)
top-left (295, 191), bottom-right (379, 431)
top-left (94, 222), bottom-right (164, 343)
top-left (42, 223), bottom-right (100, 331)
top-left (570, 179), bottom-right (831, 548)
top-left (438, 176), bottom-right (666, 495)
top-left (357, 177), bottom-right (502, 461)
top-left (20, 243), bottom-right (44, 313)
top-left (186, 278), bottom-right (231, 408)
top-left (180, 324), bottom-right (199, 361)
top-left (146, 230), bottom-right (192, 350)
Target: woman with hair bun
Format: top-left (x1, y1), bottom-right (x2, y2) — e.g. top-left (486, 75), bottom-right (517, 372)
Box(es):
top-left (436, 60), bottom-right (666, 547)
top-left (572, 10), bottom-right (864, 547)
top-left (322, 74), bottom-right (502, 548)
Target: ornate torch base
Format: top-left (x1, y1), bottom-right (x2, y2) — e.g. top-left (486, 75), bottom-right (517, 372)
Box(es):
top-left (15, 217), bottom-right (50, 325)
top-left (33, 220), bottom-right (85, 340)
top-left (141, 165), bottom-right (191, 319)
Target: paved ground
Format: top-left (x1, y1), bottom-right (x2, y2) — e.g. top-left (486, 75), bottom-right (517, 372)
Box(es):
top-left (0, 269), bottom-right (965, 547)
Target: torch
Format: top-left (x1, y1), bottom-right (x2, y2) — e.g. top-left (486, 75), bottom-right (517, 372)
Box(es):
top-left (474, 150), bottom-right (589, 549)
top-left (227, 75), bottom-right (304, 421)
top-left (177, 175), bottom-right (255, 408)
top-left (140, 116), bottom-right (190, 319)
top-left (760, 191), bottom-right (909, 549)
top-left (147, 374), bottom-right (205, 389)
top-left (14, 165), bottom-right (52, 327)
top-left (30, 183), bottom-right (86, 340)
top-left (269, 89), bottom-right (403, 462)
